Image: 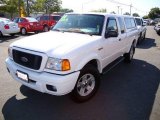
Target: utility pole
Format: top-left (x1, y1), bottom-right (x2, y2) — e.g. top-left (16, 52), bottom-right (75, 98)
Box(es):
top-left (117, 6), bottom-right (120, 14)
top-left (18, 0), bottom-right (21, 17)
top-left (130, 4), bottom-right (132, 16)
top-left (121, 8), bottom-right (122, 15)
top-left (26, 0), bottom-right (29, 17)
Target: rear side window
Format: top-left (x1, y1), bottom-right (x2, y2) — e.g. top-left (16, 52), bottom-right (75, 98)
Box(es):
top-left (53, 16), bottom-right (61, 21)
top-left (41, 16), bottom-right (49, 20)
top-left (19, 18), bottom-right (25, 23)
top-left (13, 18), bottom-right (19, 23)
top-left (135, 18), bottom-right (142, 26)
top-left (124, 18), bottom-right (136, 29)
top-left (130, 18), bottom-right (136, 27)
top-left (106, 18), bottom-right (118, 32)
top-left (118, 17), bottom-right (125, 33)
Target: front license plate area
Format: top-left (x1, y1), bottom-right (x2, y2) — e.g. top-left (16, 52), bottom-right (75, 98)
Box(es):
top-left (16, 70), bottom-right (28, 82)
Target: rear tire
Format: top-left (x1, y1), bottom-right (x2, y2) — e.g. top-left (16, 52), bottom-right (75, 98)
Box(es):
top-left (71, 64), bottom-right (100, 103)
top-left (0, 31), bottom-right (3, 37)
top-left (21, 28), bottom-right (27, 35)
top-left (124, 43), bottom-right (135, 63)
top-left (43, 25), bottom-right (49, 32)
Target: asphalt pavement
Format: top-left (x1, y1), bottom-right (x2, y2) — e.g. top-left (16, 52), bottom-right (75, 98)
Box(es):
top-left (0, 27), bottom-right (160, 120)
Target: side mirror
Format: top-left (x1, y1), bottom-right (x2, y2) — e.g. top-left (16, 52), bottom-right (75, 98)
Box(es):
top-left (105, 30), bottom-right (118, 38)
top-left (142, 22), bottom-right (147, 26)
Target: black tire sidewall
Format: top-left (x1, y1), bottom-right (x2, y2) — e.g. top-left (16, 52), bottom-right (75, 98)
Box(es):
top-left (71, 65), bottom-right (100, 102)
top-left (21, 28), bottom-right (27, 35)
top-left (124, 44), bottom-right (135, 63)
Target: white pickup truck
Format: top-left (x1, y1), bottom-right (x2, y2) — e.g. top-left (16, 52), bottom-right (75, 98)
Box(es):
top-left (6, 13), bottom-right (139, 102)
top-left (134, 17), bottom-right (147, 44)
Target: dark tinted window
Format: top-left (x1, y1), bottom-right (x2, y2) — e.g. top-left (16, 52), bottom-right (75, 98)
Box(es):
top-left (41, 16), bottom-right (49, 20)
top-left (118, 17), bottom-right (125, 33)
top-left (135, 18), bottom-right (142, 26)
top-left (106, 19), bottom-right (118, 32)
top-left (36, 16), bottom-right (40, 21)
top-left (19, 18), bottom-right (25, 23)
top-left (13, 18), bottom-right (19, 23)
top-left (53, 16), bottom-right (61, 21)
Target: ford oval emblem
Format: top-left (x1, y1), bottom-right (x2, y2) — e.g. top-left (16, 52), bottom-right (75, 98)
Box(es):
top-left (21, 57), bottom-right (28, 62)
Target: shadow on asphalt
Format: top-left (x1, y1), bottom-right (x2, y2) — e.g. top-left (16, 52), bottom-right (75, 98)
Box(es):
top-left (0, 33), bottom-right (35, 43)
top-left (2, 59), bottom-right (160, 120)
top-left (0, 35), bottom-right (20, 43)
top-left (137, 38), bottom-right (157, 49)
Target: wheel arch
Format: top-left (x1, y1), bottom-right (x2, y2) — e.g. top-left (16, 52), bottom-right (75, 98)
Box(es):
top-left (75, 55), bottom-right (102, 73)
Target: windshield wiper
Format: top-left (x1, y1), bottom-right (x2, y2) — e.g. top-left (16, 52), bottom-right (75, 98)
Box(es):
top-left (64, 28), bottom-right (93, 36)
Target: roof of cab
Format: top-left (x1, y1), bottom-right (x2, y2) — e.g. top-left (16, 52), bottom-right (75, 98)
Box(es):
top-left (65, 12), bottom-right (134, 18)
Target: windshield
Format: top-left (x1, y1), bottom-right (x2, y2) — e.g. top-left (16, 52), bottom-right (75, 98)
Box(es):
top-left (52, 14), bottom-right (105, 35)
top-left (135, 18), bottom-right (142, 26)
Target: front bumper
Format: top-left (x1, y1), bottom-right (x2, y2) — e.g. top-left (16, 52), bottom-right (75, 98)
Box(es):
top-left (5, 58), bottom-right (80, 96)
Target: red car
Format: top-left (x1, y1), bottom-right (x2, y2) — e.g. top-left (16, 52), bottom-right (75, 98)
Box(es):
top-left (13, 17), bottom-right (43, 35)
top-left (36, 15), bottom-right (61, 32)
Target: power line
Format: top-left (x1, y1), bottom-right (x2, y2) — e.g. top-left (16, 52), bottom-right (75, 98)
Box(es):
top-left (105, 0), bottom-right (148, 15)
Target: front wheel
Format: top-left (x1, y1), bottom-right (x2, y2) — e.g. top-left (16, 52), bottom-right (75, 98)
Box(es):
top-left (124, 44), bottom-right (135, 63)
top-left (71, 65), bottom-right (100, 103)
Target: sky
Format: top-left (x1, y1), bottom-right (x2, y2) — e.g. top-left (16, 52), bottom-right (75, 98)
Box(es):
top-left (61, 0), bottom-right (160, 16)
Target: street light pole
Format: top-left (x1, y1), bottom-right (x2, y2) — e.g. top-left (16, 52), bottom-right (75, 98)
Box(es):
top-left (117, 6), bottom-right (120, 14)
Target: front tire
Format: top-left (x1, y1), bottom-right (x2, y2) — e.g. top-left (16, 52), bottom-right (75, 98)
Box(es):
top-left (124, 43), bottom-right (135, 63)
top-left (71, 64), bottom-right (100, 103)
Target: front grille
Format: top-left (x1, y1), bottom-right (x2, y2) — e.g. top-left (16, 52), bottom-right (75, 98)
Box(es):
top-left (12, 49), bottom-right (42, 70)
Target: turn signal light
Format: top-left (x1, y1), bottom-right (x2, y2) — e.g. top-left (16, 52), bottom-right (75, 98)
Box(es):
top-left (62, 59), bottom-right (71, 71)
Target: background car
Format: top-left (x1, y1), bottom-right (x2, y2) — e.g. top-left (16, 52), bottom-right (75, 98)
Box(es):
top-left (13, 17), bottom-right (43, 35)
top-left (0, 18), bottom-right (20, 37)
top-left (36, 15), bottom-right (61, 32)
top-left (154, 22), bottom-right (160, 35)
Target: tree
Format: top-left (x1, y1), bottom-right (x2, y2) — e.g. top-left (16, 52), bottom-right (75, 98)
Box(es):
top-left (0, 0), bottom-right (26, 18)
top-left (123, 12), bottom-right (130, 15)
top-left (143, 15), bottom-right (149, 19)
top-left (32, 0), bottom-right (62, 14)
top-left (110, 11), bottom-right (116, 14)
top-left (132, 13), bottom-right (140, 17)
top-left (60, 8), bottom-right (73, 13)
top-left (91, 8), bottom-right (107, 13)
top-left (44, 0), bottom-right (62, 14)
top-left (148, 7), bottom-right (160, 19)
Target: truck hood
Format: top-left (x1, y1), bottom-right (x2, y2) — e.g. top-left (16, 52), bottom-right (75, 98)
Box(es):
top-left (11, 31), bottom-right (101, 57)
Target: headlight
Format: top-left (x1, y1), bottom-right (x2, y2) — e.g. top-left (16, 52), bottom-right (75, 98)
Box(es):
top-left (45, 58), bottom-right (71, 71)
top-left (8, 47), bottom-right (13, 59)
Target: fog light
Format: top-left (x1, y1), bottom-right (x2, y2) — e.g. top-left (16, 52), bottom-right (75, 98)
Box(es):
top-left (46, 85), bottom-right (57, 92)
